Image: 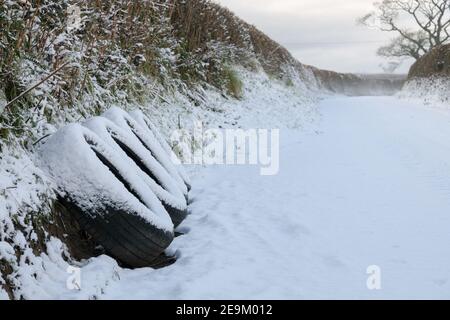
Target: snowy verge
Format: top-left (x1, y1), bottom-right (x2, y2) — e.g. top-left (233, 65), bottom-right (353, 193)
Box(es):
top-left (398, 77), bottom-right (450, 110)
top-left (152, 67), bottom-right (320, 132)
top-left (0, 146), bottom-right (56, 299)
top-left (0, 66), bottom-right (320, 299)
top-left (14, 237), bottom-right (121, 300)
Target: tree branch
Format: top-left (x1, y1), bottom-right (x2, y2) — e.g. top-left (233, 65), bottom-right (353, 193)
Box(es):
top-left (1, 61), bottom-right (71, 113)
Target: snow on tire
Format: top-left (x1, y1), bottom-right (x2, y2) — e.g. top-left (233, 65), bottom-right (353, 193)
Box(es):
top-left (83, 117), bottom-right (188, 227)
top-left (103, 107), bottom-right (189, 197)
top-left (37, 124), bottom-right (174, 268)
top-left (129, 109), bottom-right (191, 190)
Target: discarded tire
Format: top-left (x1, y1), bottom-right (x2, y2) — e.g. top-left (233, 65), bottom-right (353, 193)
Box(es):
top-left (38, 124), bottom-right (175, 268)
top-left (103, 107), bottom-right (190, 196)
top-left (129, 109), bottom-right (192, 191)
top-left (83, 117), bottom-right (188, 227)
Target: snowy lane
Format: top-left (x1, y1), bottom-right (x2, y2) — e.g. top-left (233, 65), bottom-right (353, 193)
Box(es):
top-left (285, 96), bottom-right (450, 299)
top-left (96, 96), bottom-right (450, 299)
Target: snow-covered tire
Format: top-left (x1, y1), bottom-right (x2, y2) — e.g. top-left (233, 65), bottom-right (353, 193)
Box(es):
top-left (38, 124), bottom-right (174, 268)
top-left (103, 107), bottom-right (190, 196)
top-left (59, 197), bottom-right (173, 268)
top-left (83, 117), bottom-right (188, 227)
top-left (129, 109), bottom-right (192, 190)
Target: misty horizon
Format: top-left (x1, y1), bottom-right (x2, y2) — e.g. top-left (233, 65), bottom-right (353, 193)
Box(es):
top-left (216, 0), bottom-right (415, 74)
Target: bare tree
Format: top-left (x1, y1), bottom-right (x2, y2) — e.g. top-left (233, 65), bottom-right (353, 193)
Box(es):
top-left (360, 0), bottom-right (450, 64)
top-left (377, 31), bottom-right (429, 60)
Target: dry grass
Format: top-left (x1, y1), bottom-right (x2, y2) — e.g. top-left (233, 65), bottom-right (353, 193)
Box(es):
top-left (0, 0), bottom-right (312, 144)
top-left (223, 66), bottom-right (243, 99)
top-left (409, 44), bottom-right (450, 79)
top-left (169, 0), bottom-right (296, 76)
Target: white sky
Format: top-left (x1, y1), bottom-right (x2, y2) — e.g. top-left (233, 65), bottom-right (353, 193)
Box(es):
top-left (216, 0), bottom-right (414, 74)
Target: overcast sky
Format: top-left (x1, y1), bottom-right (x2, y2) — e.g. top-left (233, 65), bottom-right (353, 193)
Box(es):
top-left (216, 0), bottom-right (414, 74)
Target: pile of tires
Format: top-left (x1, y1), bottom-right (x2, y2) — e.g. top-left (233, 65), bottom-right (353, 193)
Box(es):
top-left (37, 108), bottom-right (190, 268)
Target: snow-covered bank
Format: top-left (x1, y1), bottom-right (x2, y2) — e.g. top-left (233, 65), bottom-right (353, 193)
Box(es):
top-left (141, 68), bottom-right (319, 134)
top-left (0, 147), bottom-right (58, 299)
top-left (24, 96), bottom-right (450, 300)
top-left (0, 67), bottom-right (319, 299)
top-left (398, 77), bottom-right (450, 109)
top-left (399, 44), bottom-right (449, 109)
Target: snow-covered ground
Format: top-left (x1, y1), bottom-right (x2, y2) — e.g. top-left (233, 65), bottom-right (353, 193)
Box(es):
top-left (28, 96), bottom-right (447, 300)
top-left (1, 66), bottom-right (321, 299)
top-left (399, 77), bottom-right (450, 109)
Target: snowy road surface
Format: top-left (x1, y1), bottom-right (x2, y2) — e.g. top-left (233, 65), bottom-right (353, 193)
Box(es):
top-left (67, 96), bottom-right (450, 299)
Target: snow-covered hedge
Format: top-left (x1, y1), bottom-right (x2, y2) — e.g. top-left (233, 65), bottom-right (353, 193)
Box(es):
top-left (398, 77), bottom-right (450, 109)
